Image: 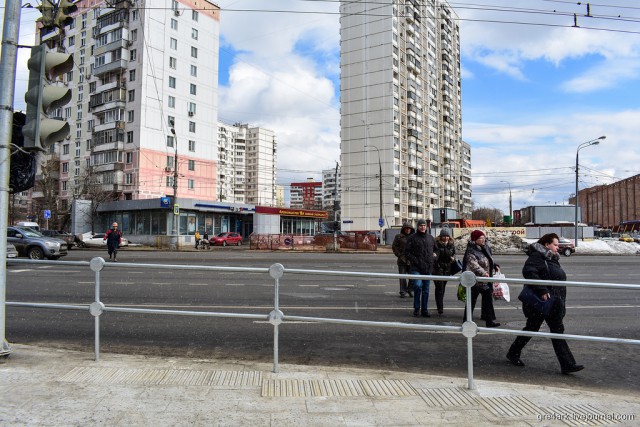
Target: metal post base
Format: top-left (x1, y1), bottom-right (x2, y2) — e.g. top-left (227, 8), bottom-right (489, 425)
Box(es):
top-left (0, 339), bottom-right (12, 356)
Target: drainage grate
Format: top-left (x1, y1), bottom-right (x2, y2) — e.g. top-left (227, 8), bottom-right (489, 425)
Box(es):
top-left (261, 379), bottom-right (417, 397)
top-left (543, 405), bottom-right (613, 426)
top-left (60, 367), bottom-right (262, 386)
top-left (479, 396), bottom-right (542, 417)
top-left (418, 387), bottom-right (479, 407)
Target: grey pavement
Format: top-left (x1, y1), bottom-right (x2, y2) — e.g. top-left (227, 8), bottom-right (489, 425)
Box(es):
top-left (0, 344), bottom-right (638, 426)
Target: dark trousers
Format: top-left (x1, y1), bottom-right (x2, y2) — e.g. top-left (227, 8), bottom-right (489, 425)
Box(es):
top-left (434, 281), bottom-right (447, 313)
top-left (508, 312), bottom-right (576, 369)
top-left (107, 244), bottom-right (118, 258)
top-left (398, 264), bottom-right (410, 293)
top-left (462, 283), bottom-right (496, 324)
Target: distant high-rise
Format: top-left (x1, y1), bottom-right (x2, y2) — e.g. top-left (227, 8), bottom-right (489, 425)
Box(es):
top-left (290, 179), bottom-right (323, 210)
top-left (339, 0), bottom-right (471, 231)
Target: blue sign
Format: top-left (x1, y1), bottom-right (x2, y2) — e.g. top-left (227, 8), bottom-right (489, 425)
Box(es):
top-left (44, 210), bottom-right (51, 219)
top-left (378, 218), bottom-right (384, 227)
top-left (343, 220), bottom-right (353, 224)
top-left (160, 197), bottom-right (171, 208)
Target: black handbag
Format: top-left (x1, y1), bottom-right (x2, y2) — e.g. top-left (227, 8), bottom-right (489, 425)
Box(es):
top-left (450, 259), bottom-right (463, 274)
top-left (518, 285), bottom-right (556, 317)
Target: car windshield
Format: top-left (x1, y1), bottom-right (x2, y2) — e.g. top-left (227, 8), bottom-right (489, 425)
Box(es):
top-left (17, 228), bottom-right (43, 237)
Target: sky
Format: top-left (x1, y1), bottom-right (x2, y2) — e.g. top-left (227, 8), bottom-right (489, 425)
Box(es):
top-left (6, 1), bottom-right (640, 215)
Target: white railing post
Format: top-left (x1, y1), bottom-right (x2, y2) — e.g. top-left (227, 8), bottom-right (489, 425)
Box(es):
top-left (268, 263), bottom-right (285, 373)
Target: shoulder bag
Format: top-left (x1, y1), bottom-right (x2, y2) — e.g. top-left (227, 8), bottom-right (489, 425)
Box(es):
top-left (450, 259), bottom-right (463, 274)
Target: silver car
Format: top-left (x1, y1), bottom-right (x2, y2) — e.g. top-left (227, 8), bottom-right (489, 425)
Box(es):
top-left (7, 226), bottom-right (68, 260)
top-left (6, 243), bottom-right (18, 258)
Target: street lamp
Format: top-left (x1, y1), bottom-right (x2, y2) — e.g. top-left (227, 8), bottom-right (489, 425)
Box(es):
top-left (575, 136), bottom-right (605, 246)
top-left (170, 123), bottom-right (179, 251)
top-left (500, 180), bottom-right (512, 223)
top-left (367, 145), bottom-right (384, 245)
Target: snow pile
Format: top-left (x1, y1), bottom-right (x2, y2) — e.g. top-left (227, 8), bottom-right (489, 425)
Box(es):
top-left (454, 228), bottom-right (526, 255)
top-left (574, 239), bottom-right (639, 255)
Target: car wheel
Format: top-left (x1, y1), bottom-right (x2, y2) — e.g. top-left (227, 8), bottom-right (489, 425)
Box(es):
top-left (28, 247), bottom-right (44, 260)
top-left (563, 248), bottom-right (572, 257)
top-left (237, 240), bottom-right (241, 246)
top-left (222, 241), bottom-right (228, 247)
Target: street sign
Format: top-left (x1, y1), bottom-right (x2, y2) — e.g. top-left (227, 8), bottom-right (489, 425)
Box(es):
top-left (173, 204), bottom-right (180, 215)
top-left (43, 209), bottom-right (51, 219)
top-left (378, 218), bottom-right (384, 227)
top-left (342, 220), bottom-right (353, 224)
top-left (160, 197), bottom-right (171, 208)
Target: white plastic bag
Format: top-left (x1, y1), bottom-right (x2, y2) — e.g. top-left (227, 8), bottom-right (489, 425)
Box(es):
top-left (492, 272), bottom-right (510, 302)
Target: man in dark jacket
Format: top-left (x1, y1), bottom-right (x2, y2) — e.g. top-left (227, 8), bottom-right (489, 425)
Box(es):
top-left (405, 219), bottom-right (436, 317)
top-left (103, 222), bottom-right (123, 262)
top-left (392, 222), bottom-right (415, 298)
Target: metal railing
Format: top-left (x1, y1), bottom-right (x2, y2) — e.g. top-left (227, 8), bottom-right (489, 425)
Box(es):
top-left (6, 257), bottom-right (640, 390)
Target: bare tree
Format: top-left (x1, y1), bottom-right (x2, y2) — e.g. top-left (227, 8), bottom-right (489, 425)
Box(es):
top-left (73, 166), bottom-right (120, 232)
top-left (472, 206), bottom-right (504, 225)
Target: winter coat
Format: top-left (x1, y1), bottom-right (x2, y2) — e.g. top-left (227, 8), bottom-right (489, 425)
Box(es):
top-left (104, 228), bottom-right (122, 247)
top-left (462, 241), bottom-right (494, 279)
top-left (433, 238), bottom-right (456, 276)
top-left (522, 243), bottom-right (568, 318)
top-left (405, 230), bottom-right (436, 274)
top-left (392, 223), bottom-right (415, 266)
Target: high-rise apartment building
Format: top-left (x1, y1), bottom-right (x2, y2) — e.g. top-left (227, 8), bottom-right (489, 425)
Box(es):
top-left (31, 0), bottom-right (220, 217)
top-left (339, 0), bottom-right (471, 231)
top-left (290, 179), bottom-right (323, 210)
top-left (322, 167), bottom-right (341, 212)
top-left (217, 122), bottom-right (277, 206)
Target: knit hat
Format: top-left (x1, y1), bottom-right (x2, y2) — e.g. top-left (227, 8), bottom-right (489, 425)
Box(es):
top-left (439, 228), bottom-right (450, 237)
top-left (470, 230), bottom-right (484, 241)
top-left (417, 219), bottom-right (427, 226)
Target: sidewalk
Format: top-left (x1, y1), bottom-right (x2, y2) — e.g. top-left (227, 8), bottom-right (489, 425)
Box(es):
top-left (1, 344), bottom-right (638, 426)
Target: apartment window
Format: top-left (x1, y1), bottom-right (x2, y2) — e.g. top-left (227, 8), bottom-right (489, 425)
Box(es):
top-left (131, 9), bottom-right (138, 21)
top-left (130, 29), bottom-right (137, 41)
top-left (167, 156), bottom-right (174, 167)
top-left (63, 144), bottom-right (70, 155)
top-left (127, 131), bottom-right (134, 143)
top-left (188, 159), bottom-right (195, 171)
top-left (169, 57), bottom-right (177, 69)
top-left (87, 119), bottom-right (94, 131)
top-left (128, 90), bottom-right (135, 102)
top-left (169, 76), bottom-right (176, 89)
top-left (171, 18), bottom-right (178, 30)
top-left (166, 176), bottom-right (174, 187)
top-left (188, 122), bottom-right (196, 133)
top-left (189, 83), bottom-right (196, 95)
top-left (129, 69), bottom-right (136, 82)
top-left (62, 181), bottom-right (68, 191)
top-left (192, 10), bottom-right (199, 21)
top-left (66, 70), bottom-right (73, 81)
top-left (188, 102), bottom-right (196, 113)
top-left (168, 116), bottom-right (175, 127)
top-left (170, 38), bottom-right (177, 50)
top-left (77, 92), bottom-right (83, 102)
top-left (127, 110), bottom-right (134, 122)
top-left (81, 32), bottom-right (86, 47)
top-left (190, 46), bottom-right (198, 58)
top-left (74, 160), bottom-right (80, 177)
top-left (188, 140), bottom-right (196, 151)
top-left (130, 49), bottom-right (136, 61)
top-left (168, 96), bottom-right (175, 108)
top-left (125, 173), bottom-right (133, 185)
top-left (167, 135), bottom-right (174, 147)
top-left (125, 152), bottom-right (133, 164)
top-left (190, 65), bottom-right (197, 77)
top-left (188, 179), bottom-right (195, 190)
top-left (75, 141), bottom-right (81, 157)
top-left (86, 139), bottom-right (91, 150)
top-left (191, 28), bottom-right (198, 40)
top-left (68, 36), bottom-right (75, 47)
top-left (77, 110), bottom-right (82, 120)
top-left (62, 162), bottom-right (69, 173)
top-left (89, 82), bottom-right (96, 93)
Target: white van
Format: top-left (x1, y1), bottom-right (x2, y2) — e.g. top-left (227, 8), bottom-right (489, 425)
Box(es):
top-left (16, 221), bottom-right (40, 232)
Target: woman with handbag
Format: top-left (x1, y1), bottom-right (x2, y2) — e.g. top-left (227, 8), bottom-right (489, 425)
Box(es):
top-left (506, 233), bottom-right (584, 374)
top-left (433, 228), bottom-right (455, 315)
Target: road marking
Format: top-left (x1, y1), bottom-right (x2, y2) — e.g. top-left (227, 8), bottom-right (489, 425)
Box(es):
top-left (225, 283), bottom-right (246, 286)
top-left (299, 285), bottom-right (319, 287)
top-left (8, 269), bottom-right (32, 273)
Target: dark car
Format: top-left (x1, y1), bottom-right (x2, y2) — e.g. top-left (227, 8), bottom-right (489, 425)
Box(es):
top-left (7, 226), bottom-right (68, 260)
top-left (41, 229), bottom-right (75, 249)
top-left (210, 232), bottom-right (243, 246)
top-left (558, 237), bottom-right (575, 257)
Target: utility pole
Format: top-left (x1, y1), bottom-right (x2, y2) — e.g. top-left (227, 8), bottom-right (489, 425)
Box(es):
top-left (0, 0), bottom-right (23, 356)
top-left (333, 161), bottom-right (339, 251)
top-left (170, 123), bottom-right (179, 250)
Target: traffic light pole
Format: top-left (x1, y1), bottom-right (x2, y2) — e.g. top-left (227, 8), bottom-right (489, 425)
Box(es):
top-left (0, 0), bottom-right (23, 356)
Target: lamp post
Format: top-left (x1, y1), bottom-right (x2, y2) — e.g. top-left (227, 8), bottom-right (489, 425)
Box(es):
top-left (575, 136), bottom-right (605, 246)
top-left (500, 180), bottom-right (512, 222)
top-left (170, 122), bottom-right (179, 251)
top-left (367, 145), bottom-right (384, 245)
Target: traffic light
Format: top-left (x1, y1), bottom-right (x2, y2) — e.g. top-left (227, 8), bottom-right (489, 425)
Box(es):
top-left (10, 112), bottom-right (37, 193)
top-left (36, 0), bottom-right (55, 28)
top-left (22, 45), bottom-right (73, 151)
top-left (54, 0), bottom-right (78, 28)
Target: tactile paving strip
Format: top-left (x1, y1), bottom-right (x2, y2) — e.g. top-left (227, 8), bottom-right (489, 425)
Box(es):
top-left (418, 387), bottom-right (479, 407)
top-left (60, 367), bottom-right (262, 386)
top-left (479, 396), bottom-right (542, 417)
top-left (261, 379), bottom-right (417, 397)
top-left (543, 405), bottom-right (615, 426)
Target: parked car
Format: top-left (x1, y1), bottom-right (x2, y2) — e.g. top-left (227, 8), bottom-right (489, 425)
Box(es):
top-left (41, 229), bottom-right (76, 249)
top-left (210, 232), bottom-right (243, 246)
top-left (77, 232), bottom-right (129, 248)
top-left (7, 226), bottom-right (68, 260)
top-left (6, 243), bottom-right (18, 259)
top-left (558, 237), bottom-right (575, 257)
top-left (619, 234), bottom-right (634, 243)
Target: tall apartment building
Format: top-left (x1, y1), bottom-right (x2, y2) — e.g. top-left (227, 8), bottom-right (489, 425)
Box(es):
top-left (31, 0), bottom-right (220, 219)
top-left (339, 0), bottom-right (471, 232)
top-left (290, 179), bottom-right (323, 210)
top-left (322, 166), bottom-right (341, 212)
top-left (217, 122), bottom-right (277, 206)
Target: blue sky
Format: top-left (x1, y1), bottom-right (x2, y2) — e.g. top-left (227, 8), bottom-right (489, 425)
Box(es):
top-left (7, 1), bottom-right (640, 215)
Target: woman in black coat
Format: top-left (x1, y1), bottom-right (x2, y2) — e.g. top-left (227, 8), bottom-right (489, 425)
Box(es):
top-left (506, 233), bottom-right (584, 374)
top-left (433, 228), bottom-right (455, 315)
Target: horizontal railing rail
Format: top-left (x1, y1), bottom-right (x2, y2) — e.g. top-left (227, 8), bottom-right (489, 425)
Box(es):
top-left (6, 257), bottom-right (640, 390)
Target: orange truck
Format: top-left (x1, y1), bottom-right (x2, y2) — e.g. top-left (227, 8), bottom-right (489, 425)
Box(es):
top-left (442, 219), bottom-right (485, 228)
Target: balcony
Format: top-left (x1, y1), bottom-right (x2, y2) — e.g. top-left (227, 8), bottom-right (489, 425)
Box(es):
top-left (93, 140), bottom-right (124, 153)
top-left (93, 162), bottom-right (125, 173)
top-left (94, 120), bottom-right (126, 133)
top-left (93, 59), bottom-right (128, 77)
top-left (94, 37), bottom-right (129, 57)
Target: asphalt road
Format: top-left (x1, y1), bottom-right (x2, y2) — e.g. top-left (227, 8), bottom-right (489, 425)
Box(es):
top-left (5, 248), bottom-right (640, 395)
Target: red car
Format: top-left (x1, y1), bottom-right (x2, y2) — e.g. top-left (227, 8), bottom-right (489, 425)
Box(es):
top-left (211, 232), bottom-right (243, 246)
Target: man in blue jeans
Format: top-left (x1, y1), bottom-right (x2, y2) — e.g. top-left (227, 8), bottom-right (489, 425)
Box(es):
top-left (405, 219), bottom-right (436, 317)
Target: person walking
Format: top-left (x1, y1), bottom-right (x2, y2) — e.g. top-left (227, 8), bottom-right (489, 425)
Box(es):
top-left (461, 230), bottom-right (500, 327)
top-left (194, 230), bottom-right (201, 249)
top-left (103, 222), bottom-right (122, 262)
top-left (392, 222), bottom-right (415, 298)
top-left (202, 232), bottom-right (210, 249)
top-left (405, 219), bottom-right (436, 317)
top-left (506, 233), bottom-right (584, 374)
top-left (433, 228), bottom-right (455, 315)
